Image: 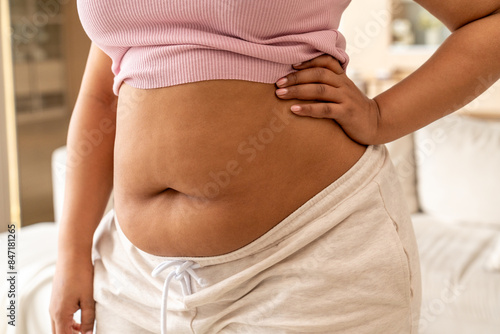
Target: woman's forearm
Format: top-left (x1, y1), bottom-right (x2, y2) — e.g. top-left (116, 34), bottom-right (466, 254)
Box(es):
top-left (373, 10), bottom-right (500, 143)
top-left (57, 95), bottom-right (116, 262)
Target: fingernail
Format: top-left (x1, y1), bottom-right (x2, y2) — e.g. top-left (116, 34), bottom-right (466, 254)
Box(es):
top-left (276, 88), bottom-right (288, 96)
top-left (86, 331), bottom-right (93, 334)
top-left (276, 77), bottom-right (287, 87)
top-left (291, 105), bottom-right (302, 112)
top-left (293, 62), bottom-right (303, 67)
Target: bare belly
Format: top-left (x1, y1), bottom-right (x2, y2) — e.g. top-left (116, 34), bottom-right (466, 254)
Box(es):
top-left (113, 80), bottom-right (366, 257)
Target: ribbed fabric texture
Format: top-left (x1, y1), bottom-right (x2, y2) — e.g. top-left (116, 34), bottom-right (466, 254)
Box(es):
top-left (77, 0), bottom-right (351, 95)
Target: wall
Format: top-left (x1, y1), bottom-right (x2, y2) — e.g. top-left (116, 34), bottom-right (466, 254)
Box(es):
top-left (0, 0), bottom-right (21, 232)
top-left (0, 20), bottom-right (10, 233)
top-left (62, 1), bottom-right (91, 109)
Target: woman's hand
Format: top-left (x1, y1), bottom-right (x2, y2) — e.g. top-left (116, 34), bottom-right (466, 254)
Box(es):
top-left (275, 55), bottom-right (382, 145)
top-left (49, 257), bottom-right (95, 334)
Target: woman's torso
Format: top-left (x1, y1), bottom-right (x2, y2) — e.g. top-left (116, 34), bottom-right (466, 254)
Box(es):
top-left (114, 80), bottom-right (366, 257)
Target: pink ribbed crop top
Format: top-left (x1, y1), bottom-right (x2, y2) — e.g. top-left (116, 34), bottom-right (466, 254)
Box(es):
top-left (77, 0), bottom-right (351, 96)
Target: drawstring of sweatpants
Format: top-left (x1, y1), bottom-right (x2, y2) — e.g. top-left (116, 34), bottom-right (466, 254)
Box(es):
top-left (152, 260), bottom-right (207, 334)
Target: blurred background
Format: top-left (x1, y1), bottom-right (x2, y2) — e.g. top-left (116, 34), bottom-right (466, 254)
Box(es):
top-left (2, 0), bottom-right (90, 228)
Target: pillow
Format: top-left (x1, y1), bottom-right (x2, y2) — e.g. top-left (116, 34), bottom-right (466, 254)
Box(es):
top-left (385, 134), bottom-right (419, 214)
top-left (415, 114), bottom-right (500, 227)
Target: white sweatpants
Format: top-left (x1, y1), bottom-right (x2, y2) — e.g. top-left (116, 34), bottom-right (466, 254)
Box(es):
top-left (92, 145), bottom-right (421, 333)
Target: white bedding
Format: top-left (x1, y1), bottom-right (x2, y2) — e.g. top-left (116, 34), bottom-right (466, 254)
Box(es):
top-left (0, 223), bottom-right (58, 334)
top-left (412, 214), bottom-right (500, 334)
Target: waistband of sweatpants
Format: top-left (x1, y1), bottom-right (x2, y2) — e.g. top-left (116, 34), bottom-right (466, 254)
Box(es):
top-left (112, 144), bottom-right (389, 267)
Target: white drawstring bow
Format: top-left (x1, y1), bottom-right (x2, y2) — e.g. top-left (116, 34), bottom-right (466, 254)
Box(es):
top-left (152, 260), bottom-right (208, 334)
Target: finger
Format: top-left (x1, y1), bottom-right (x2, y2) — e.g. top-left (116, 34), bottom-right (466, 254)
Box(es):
top-left (54, 314), bottom-right (77, 334)
top-left (80, 299), bottom-right (96, 334)
top-left (50, 302), bottom-right (77, 334)
top-left (293, 54), bottom-right (345, 75)
top-left (71, 319), bottom-right (81, 331)
top-left (290, 102), bottom-right (345, 121)
top-left (275, 83), bottom-right (343, 103)
top-left (276, 67), bottom-right (342, 88)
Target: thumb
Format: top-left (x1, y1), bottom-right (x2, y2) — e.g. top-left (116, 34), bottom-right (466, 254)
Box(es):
top-left (80, 298), bottom-right (96, 334)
